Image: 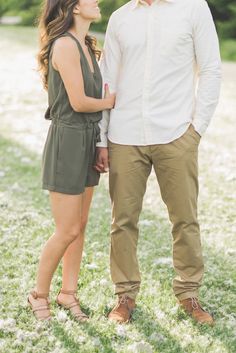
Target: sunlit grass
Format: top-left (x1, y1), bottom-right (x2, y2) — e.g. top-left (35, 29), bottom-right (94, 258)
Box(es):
top-left (1, 134), bottom-right (235, 353)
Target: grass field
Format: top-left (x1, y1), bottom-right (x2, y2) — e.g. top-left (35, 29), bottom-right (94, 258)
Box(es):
top-left (0, 26), bottom-right (236, 353)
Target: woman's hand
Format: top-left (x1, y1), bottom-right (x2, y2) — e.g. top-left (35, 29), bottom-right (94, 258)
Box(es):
top-left (104, 83), bottom-right (116, 109)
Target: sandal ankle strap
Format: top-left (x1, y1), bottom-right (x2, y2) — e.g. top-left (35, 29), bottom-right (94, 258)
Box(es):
top-left (30, 290), bottom-right (49, 300)
top-left (59, 289), bottom-right (77, 295)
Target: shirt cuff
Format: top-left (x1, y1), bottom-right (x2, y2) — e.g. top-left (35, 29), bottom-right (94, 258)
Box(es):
top-left (96, 133), bottom-right (108, 147)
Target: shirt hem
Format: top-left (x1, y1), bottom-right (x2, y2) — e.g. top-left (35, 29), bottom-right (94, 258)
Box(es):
top-left (108, 123), bottom-right (192, 146)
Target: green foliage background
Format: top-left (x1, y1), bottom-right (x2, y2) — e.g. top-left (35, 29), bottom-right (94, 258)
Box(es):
top-left (0, 0), bottom-right (236, 39)
top-left (208, 0), bottom-right (236, 39)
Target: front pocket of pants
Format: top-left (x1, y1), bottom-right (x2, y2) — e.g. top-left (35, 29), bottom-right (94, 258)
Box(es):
top-left (173, 126), bottom-right (200, 152)
top-left (188, 125), bottom-right (201, 144)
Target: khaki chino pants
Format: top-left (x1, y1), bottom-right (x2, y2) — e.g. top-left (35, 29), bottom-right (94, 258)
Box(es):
top-left (108, 125), bottom-right (204, 301)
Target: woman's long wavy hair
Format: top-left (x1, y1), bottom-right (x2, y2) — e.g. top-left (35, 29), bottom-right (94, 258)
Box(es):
top-left (38, 0), bottom-right (101, 89)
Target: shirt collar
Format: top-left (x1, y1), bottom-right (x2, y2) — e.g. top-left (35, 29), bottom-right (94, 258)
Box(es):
top-left (132, 0), bottom-right (176, 10)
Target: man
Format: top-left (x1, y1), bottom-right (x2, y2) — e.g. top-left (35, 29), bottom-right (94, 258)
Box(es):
top-left (96, 0), bottom-right (221, 324)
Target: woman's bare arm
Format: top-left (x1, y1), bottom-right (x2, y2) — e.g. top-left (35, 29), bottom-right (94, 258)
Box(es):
top-left (52, 36), bottom-right (115, 113)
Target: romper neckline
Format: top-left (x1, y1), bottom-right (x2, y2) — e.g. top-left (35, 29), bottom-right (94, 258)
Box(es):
top-left (65, 31), bottom-right (96, 76)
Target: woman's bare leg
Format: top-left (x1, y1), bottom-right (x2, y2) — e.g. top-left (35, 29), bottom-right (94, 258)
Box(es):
top-left (28, 191), bottom-right (82, 317)
top-left (57, 187), bottom-right (94, 305)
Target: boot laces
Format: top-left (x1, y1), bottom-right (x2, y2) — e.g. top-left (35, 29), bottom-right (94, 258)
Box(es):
top-left (191, 297), bottom-right (200, 310)
top-left (119, 295), bottom-right (128, 305)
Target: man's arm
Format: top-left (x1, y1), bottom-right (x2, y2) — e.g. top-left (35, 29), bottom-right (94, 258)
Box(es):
top-left (95, 14), bottom-right (122, 173)
top-left (192, 0), bottom-right (222, 136)
top-left (97, 13), bottom-right (122, 148)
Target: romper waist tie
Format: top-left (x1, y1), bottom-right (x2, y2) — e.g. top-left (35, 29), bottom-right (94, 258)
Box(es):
top-left (90, 121), bottom-right (101, 166)
top-left (51, 118), bottom-right (101, 159)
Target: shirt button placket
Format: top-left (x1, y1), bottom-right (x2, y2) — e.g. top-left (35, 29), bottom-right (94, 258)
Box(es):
top-left (142, 6), bottom-right (154, 144)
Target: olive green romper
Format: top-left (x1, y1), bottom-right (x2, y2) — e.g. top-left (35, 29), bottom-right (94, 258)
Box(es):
top-left (42, 32), bottom-right (102, 195)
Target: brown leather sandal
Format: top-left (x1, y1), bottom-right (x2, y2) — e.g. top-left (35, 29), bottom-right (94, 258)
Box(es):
top-left (56, 289), bottom-right (89, 322)
top-left (27, 290), bottom-right (51, 321)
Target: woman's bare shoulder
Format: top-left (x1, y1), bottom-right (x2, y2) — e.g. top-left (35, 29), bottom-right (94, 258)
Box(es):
top-left (53, 35), bottom-right (79, 57)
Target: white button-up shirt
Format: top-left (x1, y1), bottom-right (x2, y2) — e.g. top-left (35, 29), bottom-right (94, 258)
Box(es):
top-left (97, 0), bottom-right (221, 147)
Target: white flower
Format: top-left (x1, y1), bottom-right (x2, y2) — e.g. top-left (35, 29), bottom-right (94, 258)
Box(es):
top-left (93, 337), bottom-right (101, 347)
top-left (50, 348), bottom-right (65, 353)
top-left (0, 339), bottom-right (5, 349)
top-left (21, 157), bottom-right (32, 164)
top-left (11, 182), bottom-right (22, 191)
top-left (64, 321), bottom-right (73, 331)
top-left (41, 220), bottom-right (52, 228)
top-left (169, 305), bottom-right (179, 315)
top-left (77, 335), bottom-right (86, 343)
top-left (85, 263), bottom-right (98, 270)
top-left (55, 341), bottom-right (63, 348)
top-left (0, 318), bottom-right (16, 333)
top-left (12, 339), bottom-right (23, 347)
top-left (139, 220), bottom-right (154, 226)
top-left (96, 251), bottom-right (104, 257)
top-left (181, 334), bottom-right (194, 347)
top-left (57, 310), bottom-right (67, 322)
top-left (35, 323), bottom-right (44, 334)
top-left (226, 249), bottom-right (236, 256)
top-left (99, 278), bottom-right (109, 286)
top-left (149, 332), bottom-right (165, 343)
top-left (225, 174), bottom-right (236, 182)
top-left (0, 320), bottom-right (5, 330)
top-left (6, 318), bottom-right (16, 328)
top-left (155, 309), bottom-right (165, 320)
top-left (48, 335), bottom-right (56, 343)
top-left (116, 325), bottom-right (127, 337)
top-left (0, 171), bottom-right (5, 177)
top-left (153, 257), bottom-right (172, 265)
top-left (16, 330), bottom-right (27, 342)
top-left (128, 341), bottom-right (153, 353)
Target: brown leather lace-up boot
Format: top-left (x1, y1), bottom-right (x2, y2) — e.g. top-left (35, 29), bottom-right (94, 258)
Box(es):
top-left (108, 295), bottom-right (136, 323)
top-left (179, 297), bottom-right (214, 325)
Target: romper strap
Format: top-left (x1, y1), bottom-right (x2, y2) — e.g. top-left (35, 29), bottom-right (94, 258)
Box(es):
top-left (64, 31), bottom-right (85, 57)
top-left (48, 32), bottom-right (83, 59)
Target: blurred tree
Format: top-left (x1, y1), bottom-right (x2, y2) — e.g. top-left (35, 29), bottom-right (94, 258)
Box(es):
top-left (92, 0), bottom-right (236, 38)
top-left (92, 0), bottom-right (126, 32)
top-left (0, 0), bottom-right (12, 18)
top-left (4, 0), bottom-right (41, 25)
top-left (208, 0), bottom-right (236, 38)
top-left (20, 1), bottom-right (41, 26)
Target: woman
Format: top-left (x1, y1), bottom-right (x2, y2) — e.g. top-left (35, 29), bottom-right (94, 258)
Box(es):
top-left (27, 0), bottom-right (115, 321)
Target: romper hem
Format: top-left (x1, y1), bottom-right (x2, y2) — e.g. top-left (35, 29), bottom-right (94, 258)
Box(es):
top-left (42, 181), bottom-right (99, 195)
top-left (42, 183), bottom-right (85, 195)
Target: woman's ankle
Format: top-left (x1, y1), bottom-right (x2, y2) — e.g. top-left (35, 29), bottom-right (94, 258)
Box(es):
top-left (30, 289), bottom-right (50, 300)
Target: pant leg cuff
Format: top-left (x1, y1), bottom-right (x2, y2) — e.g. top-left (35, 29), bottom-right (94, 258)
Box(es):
top-left (175, 291), bottom-right (199, 301)
top-left (115, 290), bottom-right (138, 300)
top-left (118, 292), bottom-right (137, 300)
